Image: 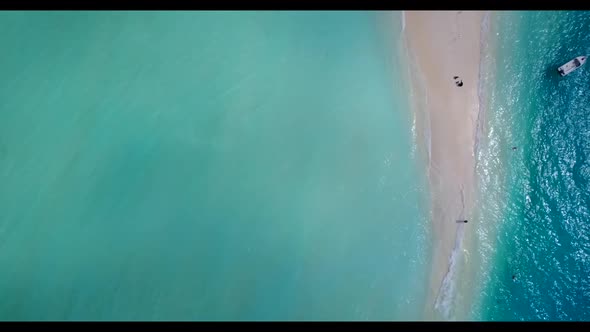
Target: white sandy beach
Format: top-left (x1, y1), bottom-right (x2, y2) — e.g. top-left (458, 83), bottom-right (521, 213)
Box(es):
top-left (404, 11), bottom-right (484, 320)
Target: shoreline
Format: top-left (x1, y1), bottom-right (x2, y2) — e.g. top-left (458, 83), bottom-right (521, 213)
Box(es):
top-left (403, 11), bottom-right (485, 320)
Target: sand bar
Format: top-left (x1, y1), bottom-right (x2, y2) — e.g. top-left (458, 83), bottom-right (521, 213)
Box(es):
top-left (404, 11), bottom-right (484, 320)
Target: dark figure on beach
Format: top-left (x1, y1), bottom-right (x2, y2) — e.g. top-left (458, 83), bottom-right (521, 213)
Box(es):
top-left (456, 80), bottom-right (464, 87)
top-left (464, 220), bottom-right (468, 223)
top-left (453, 76), bottom-right (459, 80)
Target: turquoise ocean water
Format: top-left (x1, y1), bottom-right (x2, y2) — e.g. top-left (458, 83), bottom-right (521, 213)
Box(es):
top-left (0, 12), bottom-right (431, 320)
top-left (471, 11), bottom-right (590, 321)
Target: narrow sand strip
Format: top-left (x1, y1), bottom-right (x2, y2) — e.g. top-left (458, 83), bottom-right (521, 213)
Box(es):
top-left (404, 11), bottom-right (484, 320)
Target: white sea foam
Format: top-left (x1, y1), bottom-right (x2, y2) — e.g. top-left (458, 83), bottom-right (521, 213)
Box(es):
top-left (434, 222), bottom-right (467, 320)
top-left (402, 11), bottom-right (406, 32)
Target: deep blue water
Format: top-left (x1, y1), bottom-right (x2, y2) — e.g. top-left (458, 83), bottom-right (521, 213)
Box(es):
top-left (475, 11), bottom-right (590, 321)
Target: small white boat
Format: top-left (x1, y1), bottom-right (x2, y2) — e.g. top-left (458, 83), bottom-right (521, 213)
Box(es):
top-left (557, 56), bottom-right (587, 77)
